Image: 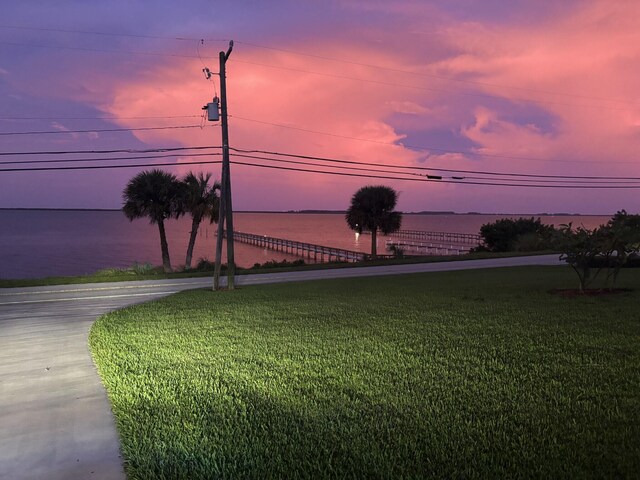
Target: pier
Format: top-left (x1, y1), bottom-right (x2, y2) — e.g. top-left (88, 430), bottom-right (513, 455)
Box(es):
top-left (385, 240), bottom-right (471, 256)
top-left (223, 230), bottom-right (388, 262)
top-left (358, 229), bottom-right (483, 256)
top-left (220, 229), bottom-right (481, 261)
top-left (380, 229), bottom-right (482, 246)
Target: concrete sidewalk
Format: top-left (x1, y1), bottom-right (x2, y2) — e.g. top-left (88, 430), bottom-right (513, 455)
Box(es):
top-left (0, 299), bottom-right (130, 479)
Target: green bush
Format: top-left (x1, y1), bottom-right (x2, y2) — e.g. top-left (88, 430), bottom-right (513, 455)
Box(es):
top-left (557, 211), bottom-right (640, 291)
top-left (194, 258), bottom-right (216, 271)
top-left (478, 217), bottom-right (556, 252)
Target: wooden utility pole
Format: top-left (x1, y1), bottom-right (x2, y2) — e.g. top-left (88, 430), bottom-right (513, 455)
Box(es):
top-left (213, 40), bottom-right (235, 290)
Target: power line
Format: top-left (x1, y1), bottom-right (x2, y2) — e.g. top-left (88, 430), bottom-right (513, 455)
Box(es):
top-left (2, 149), bottom-right (638, 188)
top-left (15, 110), bottom-right (584, 165)
top-left (0, 160), bottom-right (221, 172)
top-left (228, 158), bottom-right (640, 189)
top-left (0, 152), bottom-right (220, 166)
top-left (27, 114), bottom-right (555, 167)
top-left (1, 147), bottom-right (635, 184)
top-left (230, 148), bottom-right (640, 181)
top-left (0, 145), bottom-right (219, 156)
top-left (0, 115), bottom-right (202, 121)
top-left (2, 142), bottom-right (636, 180)
top-left (229, 116), bottom-right (638, 165)
top-left (0, 124), bottom-right (214, 136)
top-left (230, 153), bottom-right (640, 185)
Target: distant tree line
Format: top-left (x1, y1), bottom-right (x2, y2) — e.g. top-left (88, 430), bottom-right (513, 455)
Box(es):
top-left (122, 169), bottom-right (220, 272)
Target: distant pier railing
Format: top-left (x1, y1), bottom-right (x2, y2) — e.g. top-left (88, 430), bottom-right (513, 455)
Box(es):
top-left (385, 240), bottom-right (471, 256)
top-left (381, 229), bottom-right (482, 245)
top-left (361, 229), bottom-right (481, 255)
top-left (222, 230), bottom-right (391, 262)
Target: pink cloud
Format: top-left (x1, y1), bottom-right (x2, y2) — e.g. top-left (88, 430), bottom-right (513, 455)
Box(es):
top-left (66, 0), bottom-right (640, 213)
top-left (97, 44), bottom-right (436, 210)
top-left (430, 0), bottom-right (640, 166)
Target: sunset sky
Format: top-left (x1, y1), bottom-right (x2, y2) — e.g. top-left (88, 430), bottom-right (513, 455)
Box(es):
top-left (1, 0), bottom-right (639, 214)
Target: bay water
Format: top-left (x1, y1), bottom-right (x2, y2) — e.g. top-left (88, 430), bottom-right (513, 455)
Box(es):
top-left (0, 210), bottom-right (611, 279)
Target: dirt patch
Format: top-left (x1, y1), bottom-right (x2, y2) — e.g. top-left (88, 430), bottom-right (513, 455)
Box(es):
top-left (549, 288), bottom-right (633, 298)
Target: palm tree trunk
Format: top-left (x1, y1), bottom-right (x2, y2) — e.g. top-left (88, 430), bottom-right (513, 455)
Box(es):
top-left (157, 219), bottom-right (172, 272)
top-left (185, 216), bottom-right (200, 270)
top-left (371, 228), bottom-right (378, 259)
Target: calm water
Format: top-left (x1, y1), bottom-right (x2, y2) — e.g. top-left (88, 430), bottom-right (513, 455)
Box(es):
top-left (0, 210), bottom-right (611, 279)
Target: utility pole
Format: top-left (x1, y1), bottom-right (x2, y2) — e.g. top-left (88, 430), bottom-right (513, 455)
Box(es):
top-left (213, 40), bottom-right (235, 290)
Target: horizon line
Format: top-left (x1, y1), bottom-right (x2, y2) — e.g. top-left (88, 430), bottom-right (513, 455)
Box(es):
top-left (0, 207), bottom-right (613, 216)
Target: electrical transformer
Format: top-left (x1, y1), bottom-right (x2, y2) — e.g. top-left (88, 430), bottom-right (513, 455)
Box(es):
top-left (205, 98), bottom-right (219, 121)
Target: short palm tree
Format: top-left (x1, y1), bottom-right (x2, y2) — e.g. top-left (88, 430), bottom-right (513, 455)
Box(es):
top-left (182, 171), bottom-right (221, 269)
top-left (346, 185), bottom-right (402, 258)
top-left (122, 169), bottom-right (184, 272)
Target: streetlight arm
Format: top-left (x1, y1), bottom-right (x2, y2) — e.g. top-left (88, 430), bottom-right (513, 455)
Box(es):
top-left (224, 40), bottom-right (234, 61)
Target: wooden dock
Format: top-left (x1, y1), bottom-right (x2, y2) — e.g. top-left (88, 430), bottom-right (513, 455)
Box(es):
top-left (222, 230), bottom-right (390, 262)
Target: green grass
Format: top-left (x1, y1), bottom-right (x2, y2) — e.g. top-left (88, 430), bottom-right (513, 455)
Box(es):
top-left (89, 266), bottom-right (640, 479)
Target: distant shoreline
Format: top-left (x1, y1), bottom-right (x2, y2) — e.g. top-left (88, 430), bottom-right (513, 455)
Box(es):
top-left (0, 207), bottom-right (121, 212)
top-left (0, 207), bottom-right (607, 216)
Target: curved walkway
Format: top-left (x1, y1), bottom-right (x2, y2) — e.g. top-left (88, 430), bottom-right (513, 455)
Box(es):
top-left (0, 255), bottom-right (562, 479)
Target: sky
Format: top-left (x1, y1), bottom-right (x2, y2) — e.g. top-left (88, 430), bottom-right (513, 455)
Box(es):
top-left (0, 0), bottom-right (639, 214)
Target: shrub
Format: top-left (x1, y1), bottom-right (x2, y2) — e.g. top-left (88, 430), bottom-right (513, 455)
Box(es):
top-left (388, 244), bottom-right (405, 258)
top-left (131, 262), bottom-right (157, 275)
top-left (194, 258), bottom-right (216, 271)
top-left (557, 211), bottom-right (640, 292)
top-left (92, 267), bottom-right (134, 277)
top-left (599, 210), bottom-right (640, 287)
top-left (251, 259), bottom-right (305, 270)
top-left (93, 262), bottom-right (163, 277)
top-left (479, 217), bottom-right (556, 252)
top-left (557, 224), bottom-right (606, 292)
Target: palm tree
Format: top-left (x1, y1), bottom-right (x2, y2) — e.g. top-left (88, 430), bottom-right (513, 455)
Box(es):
top-left (182, 171), bottom-right (221, 270)
top-left (122, 169), bottom-right (184, 272)
top-left (345, 185), bottom-right (402, 259)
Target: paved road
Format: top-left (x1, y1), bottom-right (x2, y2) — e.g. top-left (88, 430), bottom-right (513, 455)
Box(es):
top-left (0, 255), bottom-right (562, 479)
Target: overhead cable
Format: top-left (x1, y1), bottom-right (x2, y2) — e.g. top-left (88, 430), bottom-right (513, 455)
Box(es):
top-left (229, 116), bottom-right (638, 165)
top-left (0, 124), bottom-right (213, 136)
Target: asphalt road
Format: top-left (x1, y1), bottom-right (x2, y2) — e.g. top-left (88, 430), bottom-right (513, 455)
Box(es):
top-left (0, 254), bottom-right (562, 479)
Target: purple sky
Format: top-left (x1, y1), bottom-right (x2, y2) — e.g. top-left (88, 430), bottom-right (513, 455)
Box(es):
top-left (1, 1), bottom-right (639, 214)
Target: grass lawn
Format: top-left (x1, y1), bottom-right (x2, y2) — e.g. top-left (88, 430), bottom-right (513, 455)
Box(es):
top-left (89, 266), bottom-right (640, 479)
